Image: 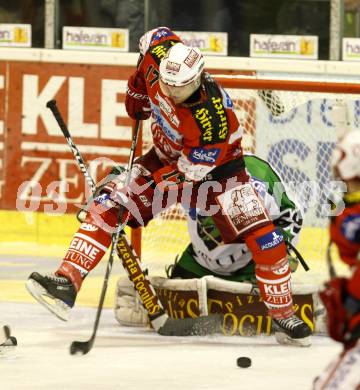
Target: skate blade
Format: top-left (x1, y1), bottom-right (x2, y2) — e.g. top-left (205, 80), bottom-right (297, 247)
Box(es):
top-left (275, 331), bottom-right (312, 347)
top-left (25, 279), bottom-right (70, 322)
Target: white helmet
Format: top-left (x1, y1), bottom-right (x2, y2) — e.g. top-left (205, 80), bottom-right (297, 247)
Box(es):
top-left (159, 43), bottom-right (204, 104)
top-left (332, 130), bottom-right (360, 181)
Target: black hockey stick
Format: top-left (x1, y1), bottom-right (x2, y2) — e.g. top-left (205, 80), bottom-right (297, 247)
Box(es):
top-left (46, 100), bottom-right (97, 195)
top-left (285, 239), bottom-right (310, 271)
top-left (47, 99), bottom-right (141, 354)
top-left (70, 120), bottom-right (141, 355)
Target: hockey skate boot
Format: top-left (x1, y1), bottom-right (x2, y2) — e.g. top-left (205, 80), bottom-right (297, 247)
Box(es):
top-left (26, 272), bottom-right (77, 321)
top-left (272, 315), bottom-right (312, 347)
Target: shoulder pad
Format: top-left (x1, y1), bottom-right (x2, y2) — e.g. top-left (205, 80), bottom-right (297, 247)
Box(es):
top-left (190, 79), bottom-right (230, 145)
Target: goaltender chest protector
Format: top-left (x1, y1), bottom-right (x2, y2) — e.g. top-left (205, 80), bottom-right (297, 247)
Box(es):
top-left (330, 200), bottom-right (360, 266)
top-left (141, 38), bottom-right (240, 165)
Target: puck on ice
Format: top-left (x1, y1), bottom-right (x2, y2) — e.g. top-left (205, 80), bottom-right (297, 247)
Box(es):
top-left (237, 357), bottom-right (251, 368)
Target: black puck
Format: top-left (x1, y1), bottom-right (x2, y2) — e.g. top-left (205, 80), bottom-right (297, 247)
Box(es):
top-left (237, 356), bottom-right (251, 368)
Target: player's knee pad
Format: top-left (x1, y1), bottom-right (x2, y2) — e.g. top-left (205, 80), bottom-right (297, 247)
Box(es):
top-left (114, 276), bottom-right (149, 327)
top-left (244, 224), bottom-right (287, 266)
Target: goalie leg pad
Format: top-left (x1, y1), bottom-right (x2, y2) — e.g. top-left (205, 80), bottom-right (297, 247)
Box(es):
top-left (114, 276), bottom-right (149, 327)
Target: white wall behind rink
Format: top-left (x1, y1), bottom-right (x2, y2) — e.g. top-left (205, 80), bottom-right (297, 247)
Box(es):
top-left (0, 47), bottom-right (360, 80)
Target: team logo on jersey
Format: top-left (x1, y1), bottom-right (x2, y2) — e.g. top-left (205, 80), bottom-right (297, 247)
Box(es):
top-left (216, 183), bottom-right (269, 235)
top-left (256, 230), bottom-right (284, 251)
top-left (192, 87), bottom-right (229, 145)
top-left (189, 147), bottom-right (220, 164)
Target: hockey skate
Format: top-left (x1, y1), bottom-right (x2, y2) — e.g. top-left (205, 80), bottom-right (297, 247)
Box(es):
top-left (26, 272), bottom-right (77, 321)
top-left (272, 315), bottom-right (312, 347)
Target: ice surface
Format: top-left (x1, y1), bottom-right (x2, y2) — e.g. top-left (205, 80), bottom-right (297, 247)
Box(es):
top-left (0, 301), bottom-right (341, 390)
top-left (0, 253), bottom-right (341, 390)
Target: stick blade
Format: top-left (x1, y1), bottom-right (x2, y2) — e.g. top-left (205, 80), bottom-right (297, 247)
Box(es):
top-left (158, 314), bottom-right (224, 336)
top-left (70, 340), bottom-right (93, 355)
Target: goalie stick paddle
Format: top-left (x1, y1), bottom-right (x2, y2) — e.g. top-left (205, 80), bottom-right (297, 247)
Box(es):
top-left (47, 99), bottom-right (141, 355)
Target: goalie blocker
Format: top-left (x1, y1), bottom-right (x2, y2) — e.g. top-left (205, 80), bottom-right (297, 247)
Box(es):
top-left (115, 276), bottom-right (326, 336)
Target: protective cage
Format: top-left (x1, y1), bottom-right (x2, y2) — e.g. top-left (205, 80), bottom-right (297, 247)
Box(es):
top-left (134, 71), bottom-right (360, 284)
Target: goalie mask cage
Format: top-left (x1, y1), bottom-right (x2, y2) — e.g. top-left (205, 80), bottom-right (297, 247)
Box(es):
top-left (133, 62), bottom-right (360, 283)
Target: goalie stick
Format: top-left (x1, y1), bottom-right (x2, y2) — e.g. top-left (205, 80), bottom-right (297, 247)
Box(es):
top-left (47, 100), bottom-right (222, 354)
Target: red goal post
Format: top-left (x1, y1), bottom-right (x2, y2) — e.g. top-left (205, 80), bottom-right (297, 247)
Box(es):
top-left (131, 69), bottom-right (360, 281)
top-left (216, 75), bottom-right (360, 94)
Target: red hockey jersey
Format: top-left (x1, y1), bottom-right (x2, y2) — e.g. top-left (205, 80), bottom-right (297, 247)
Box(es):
top-left (330, 192), bottom-right (360, 299)
top-left (330, 193), bottom-right (360, 267)
top-left (130, 27), bottom-right (242, 182)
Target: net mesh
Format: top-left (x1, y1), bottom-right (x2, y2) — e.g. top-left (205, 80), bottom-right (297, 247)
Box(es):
top-left (139, 82), bottom-right (359, 281)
